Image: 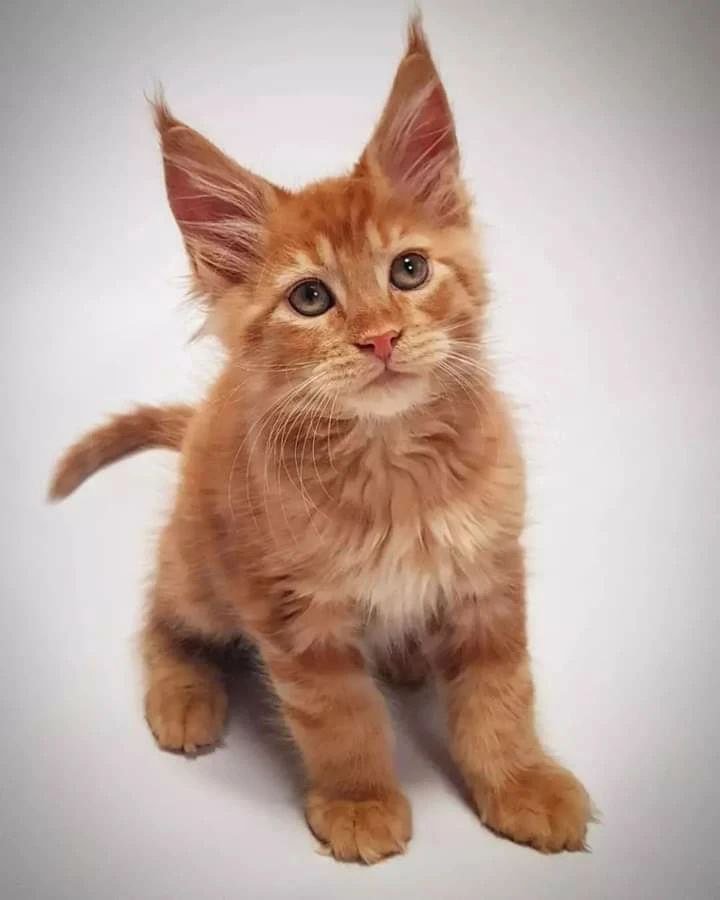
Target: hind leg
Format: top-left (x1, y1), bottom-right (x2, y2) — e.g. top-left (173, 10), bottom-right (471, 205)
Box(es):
top-left (142, 612), bottom-right (229, 755)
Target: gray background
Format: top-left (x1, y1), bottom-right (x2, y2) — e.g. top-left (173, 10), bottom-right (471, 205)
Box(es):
top-left (2, 1), bottom-right (719, 898)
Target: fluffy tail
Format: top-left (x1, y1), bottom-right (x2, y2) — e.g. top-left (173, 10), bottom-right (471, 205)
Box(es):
top-left (48, 404), bottom-right (194, 501)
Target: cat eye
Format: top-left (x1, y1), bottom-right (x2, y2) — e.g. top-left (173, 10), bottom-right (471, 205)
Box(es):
top-left (288, 280), bottom-right (335, 317)
top-left (389, 252), bottom-right (429, 290)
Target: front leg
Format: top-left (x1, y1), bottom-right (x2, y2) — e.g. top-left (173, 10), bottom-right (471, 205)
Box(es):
top-left (437, 545), bottom-right (592, 852)
top-left (255, 600), bottom-right (410, 864)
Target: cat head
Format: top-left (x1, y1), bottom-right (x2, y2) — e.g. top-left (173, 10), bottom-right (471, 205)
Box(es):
top-left (156, 18), bottom-right (486, 420)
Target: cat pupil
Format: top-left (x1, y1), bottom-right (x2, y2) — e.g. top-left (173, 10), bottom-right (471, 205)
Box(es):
top-left (302, 285), bottom-right (321, 308)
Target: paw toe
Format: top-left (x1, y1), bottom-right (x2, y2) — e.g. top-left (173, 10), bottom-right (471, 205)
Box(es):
top-left (145, 681), bottom-right (227, 754)
top-left (306, 790), bottom-right (411, 864)
top-left (480, 761), bottom-right (591, 853)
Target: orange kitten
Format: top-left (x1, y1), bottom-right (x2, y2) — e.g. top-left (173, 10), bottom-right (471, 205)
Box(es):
top-left (50, 18), bottom-right (591, 863)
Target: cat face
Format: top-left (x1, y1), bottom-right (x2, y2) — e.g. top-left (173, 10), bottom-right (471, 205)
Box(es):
top-left (156, 19), bottom-right (485, 419)
top-left (246, 180), bottom-right (483, 419)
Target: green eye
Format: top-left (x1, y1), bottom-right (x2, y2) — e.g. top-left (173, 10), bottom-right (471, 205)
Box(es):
top-left (288, 280), bottom-right (335, 317)
top-left (390, 252), bottom-right (429, 290)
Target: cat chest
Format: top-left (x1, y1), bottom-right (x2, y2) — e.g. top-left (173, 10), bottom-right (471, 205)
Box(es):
top-left (323, 497), bottom-right (495, 628)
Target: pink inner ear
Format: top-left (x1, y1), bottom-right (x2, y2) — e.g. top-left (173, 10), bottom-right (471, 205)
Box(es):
top-left (391, 81), bottom-right (457, 201)
top-left (357, 21), bottom-right (467, 221)
top-left (363, 49), bottom-right (463, 221)
top-left (161, 146), bottom-right (269, 285)
top-left (165, 160), bottom-right (253, 230)
top-left (165, 163), bottom-right (241, 228)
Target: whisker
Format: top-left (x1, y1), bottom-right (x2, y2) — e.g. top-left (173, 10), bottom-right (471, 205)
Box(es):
top-left (289, 383), bottom-right (329, 524)
top-left (436, 359), bottom-right (488, 421)
top-left (326, 389), bottom-right (340, 474)
top-left (309, 391), bottom-right (335, 502)
top-left (263, 374), bottom-right (327, 535)
top-left (230, 372), bottom-right (323, 534)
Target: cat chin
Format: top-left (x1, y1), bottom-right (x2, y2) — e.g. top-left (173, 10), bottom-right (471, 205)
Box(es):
top-left (346, 374), bottom-right (430, 420)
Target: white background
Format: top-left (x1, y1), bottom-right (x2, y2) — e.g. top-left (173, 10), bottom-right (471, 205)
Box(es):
top-left (2, 1), bottom-right (719, 898)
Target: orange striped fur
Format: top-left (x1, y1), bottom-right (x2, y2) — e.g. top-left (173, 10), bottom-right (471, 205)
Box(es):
top-left (50, 17), bottom-right (590, 862)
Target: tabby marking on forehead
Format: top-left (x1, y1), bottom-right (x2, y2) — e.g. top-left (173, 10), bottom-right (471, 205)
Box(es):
top-left (365, 221), bottom-right (384, 253)
top-left (314, 234), bottom-right (337, 269)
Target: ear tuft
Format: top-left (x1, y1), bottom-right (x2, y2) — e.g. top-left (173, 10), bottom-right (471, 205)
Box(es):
top-left (149, 86), bottom-right (175, 134)
top-left (406, 11), bottom-right (429, 56)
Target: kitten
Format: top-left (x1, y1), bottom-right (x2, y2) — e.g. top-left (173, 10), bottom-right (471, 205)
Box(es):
top-left (50, 18), bottom-right (591, 863)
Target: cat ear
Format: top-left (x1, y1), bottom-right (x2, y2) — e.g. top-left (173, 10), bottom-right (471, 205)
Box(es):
top-left (153, 96), bottom-right (282, 300)
top-left (357, 17), bottom-right (468, 223)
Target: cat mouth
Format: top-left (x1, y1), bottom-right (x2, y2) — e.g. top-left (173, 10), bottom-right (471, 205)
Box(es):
top-left (349, 366), bottom-right (430, 416)
top-left (362, 367), bottom-right (419, 390)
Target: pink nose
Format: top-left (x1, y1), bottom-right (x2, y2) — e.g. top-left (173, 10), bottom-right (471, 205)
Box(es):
top-left (356, 330), bottom-right (400, 362)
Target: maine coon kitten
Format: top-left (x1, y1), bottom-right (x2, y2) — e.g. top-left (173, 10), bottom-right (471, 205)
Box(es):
top-left (50, 19), bottom-right (592, 863)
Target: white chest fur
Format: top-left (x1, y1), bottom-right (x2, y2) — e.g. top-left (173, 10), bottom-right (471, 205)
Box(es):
top-left (321, 494), bottom-right (497, 638)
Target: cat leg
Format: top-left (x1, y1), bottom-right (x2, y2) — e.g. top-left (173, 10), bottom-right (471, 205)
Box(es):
top-left (142, 608), bottom-right (229, 755)
top-left (255, 600), bottom-right (410, 863)
top-left (436, 544), bottom-right (592, 852)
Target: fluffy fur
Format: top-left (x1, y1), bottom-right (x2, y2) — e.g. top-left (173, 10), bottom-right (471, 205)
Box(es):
top-left (50, 18), bottom-right (591, 863)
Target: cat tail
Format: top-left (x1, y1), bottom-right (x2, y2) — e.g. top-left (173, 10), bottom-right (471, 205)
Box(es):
top-left (48, 404), bottom-right (194, 501)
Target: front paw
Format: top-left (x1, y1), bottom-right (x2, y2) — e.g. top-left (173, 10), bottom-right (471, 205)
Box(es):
top-left (145, 680), bottom-right (227, 755)
top-left (478, 760), bottom-right (592, 853)
top-left (306, 788), bottom-right (411, 864)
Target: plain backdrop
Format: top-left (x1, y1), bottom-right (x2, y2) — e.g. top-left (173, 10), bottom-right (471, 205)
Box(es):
top-left (2, 1), bottom-right (719, 898)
